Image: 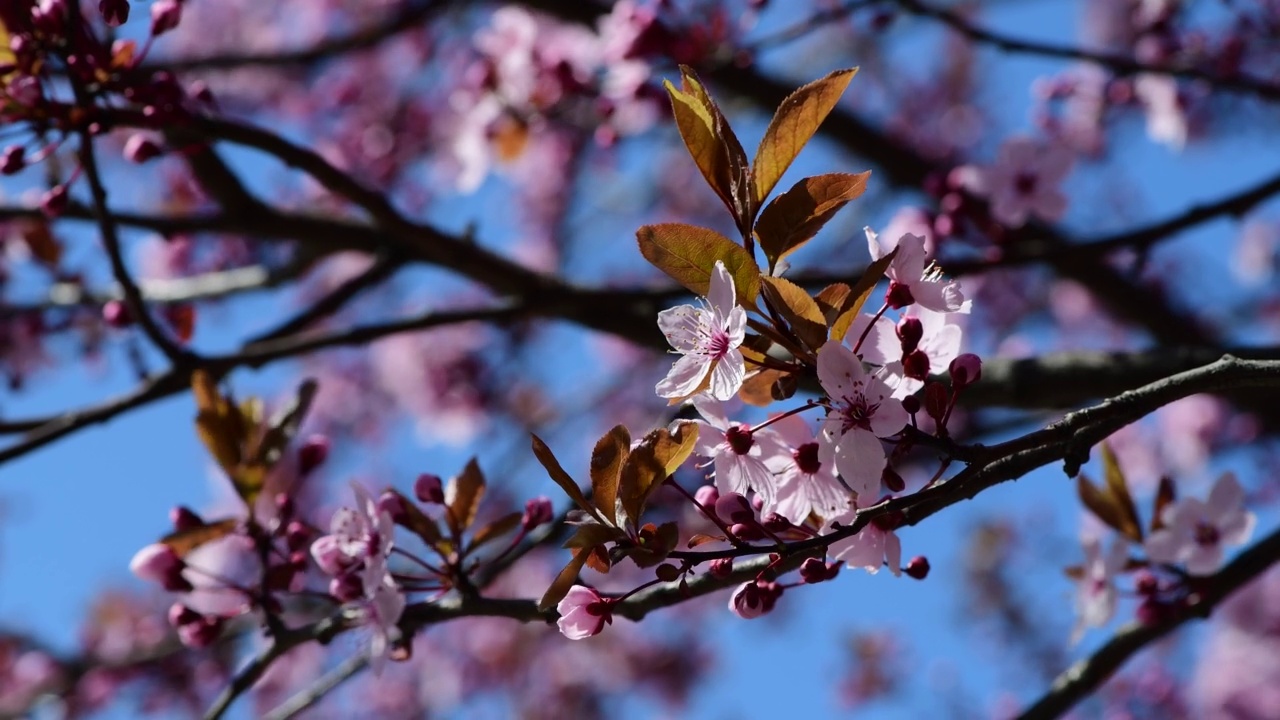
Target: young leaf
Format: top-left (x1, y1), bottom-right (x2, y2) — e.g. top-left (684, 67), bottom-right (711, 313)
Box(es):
top-left (589, 425), bottom-right (631, 526)
top-left (737, 333), bottom-right (773, 367)
top-left (617, 443), bottom-right (665, 531)
top-left (830, 247), bottom-right (898, 342)
top-left (389, 489), bottom-right (443, 547)
top-left (664, 71), bottom-right (752, 230)
top-left (250, 378), bottom-right (318, 469)
top-left (739, 368), bottom-right (786, 407)
top-left (761, 276), bottom-right (828, 351)
top-left (814, 283), bottom-right (852, 325)
top-left (752, 68), bottom-right (859, 204)
top-left (160, 518), bottom-right (238, 558)
top-left (636, 223), bottom-right (761, 305)
top-left (754, 172), bottom-right (870, 268)
top-left (1076, 473), bottom-right (1131, 536)
top-left (192, 370), bottom-right (244, 477)
top-left (1099, 444), bottom-right (1143, 542)
top-left (538, 551), bottom-right (590, 612)
top-left (687, 533), bottom-right (725, 548)
top-left (445, 458), bottom-right (486, 537)
top-left (1152, 476), bottom-right (1177, 532)
top-left (531, 434), bottom-right (601, 522)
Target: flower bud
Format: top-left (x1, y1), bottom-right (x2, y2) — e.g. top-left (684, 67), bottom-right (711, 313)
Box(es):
top-left (0, 145), bottom-right (25, 175)
top-left (714, 493), bottom-right (754, 525)
top-left (882, 466), bottom-right (905, 494)
top-left (129, 544), bottom-right (183, 586)
top-left (693, 484), bottom-right (719, 509)
top-left (896, 316), bottom-right (923, 353)
top-left (729, 522), bottom-right (764, 541)
top-left (99, 0), bottom-right (130, 26)
top-left (169, 505), bottom-right (203, 532)
top-left (123, 134), bottom-right (162, 163)
top-left (376, 491), bottom-right (408, 526)
top-left (40, 185), bottom-right (67, 218)
top-left (177, 616), bottom-right (223, 649)
top-left (285, 521), bottom-right (311, 551)
top-left (729, 581), bottom-right (768, 619)
top-left (521, 496), bottom-right (553, 530)
top-left (904, 555), bottom-right (930, 580)
top-left (800, 557), bottom-right (836, 584)
top-left (414, 473), bottom-right (444, 504)
top-left (949, 353), bottom-right (982, 388)
top-left (274, 492), bottom-right (295, 520)
top-left (297, 434), bottom-right (330, 476)
top-left (102, 300), bottom-right (133, 328)
top-left (901, 395), bottom-right (920, 415)
top-left (761, 512), bottom-right (791, 532)
top-left (902, 349), bottom-right (930, 381)
top-left (167, 602), bottom-right (199, 629)
top-left (149, 0), bottom-right (181, 35)
top-left (1134, 571), bottom-right (1159, 596)
top-left (709, 557), bottom-right (733, 578)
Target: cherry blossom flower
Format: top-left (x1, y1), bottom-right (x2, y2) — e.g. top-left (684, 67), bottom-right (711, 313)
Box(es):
top-left (656, 261), bottom-right (746, 402)
top-left (849, 306), bottom-right (965, 398)
top-left (556, 586), bottom-right (613, 640)
top-left (311, 483), bottom-right (395, 577)
top-left (360, 571), bottom-right (406, 674)
top-left (826, 506), bottom-right (901, 576)
top-left (1072, 535), bottom-right (1129, 642)
top-left (816, 341), bottom-right (909, 500)
top-left (1145, 473), bottom-right (1255, 575)
top-left (764, 414), bottom-right (848, 524)
top-left (960, 136), bottom-right (1073, 227)
top-left (691, 397), bottom-right (781, 507)
top-left (867, 230), bottom-right (966, 313)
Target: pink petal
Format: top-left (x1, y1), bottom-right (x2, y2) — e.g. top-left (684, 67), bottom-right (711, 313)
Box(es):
top-left (1206, 473), bottom-right (1245, 521)
top-left (657, 306), bottom-right (704, 353)
top-left (1143, 528), bottom-right (1183, 565)
top-left (883, 530), bottom-right (902, 577)
top-left (834, 429), bottom-right (885, 501)
top-left (707, 260), bottom-right (737, 315)
top-left (656, 354), bottom-right (709, 399)
top-left (817, 341), bottom-right (864, 399)
top-left (708, 350), bottom-right (745, 401)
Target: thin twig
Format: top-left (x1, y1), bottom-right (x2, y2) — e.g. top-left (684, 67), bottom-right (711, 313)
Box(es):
top-left (261, 651), bottom-right (369, 720)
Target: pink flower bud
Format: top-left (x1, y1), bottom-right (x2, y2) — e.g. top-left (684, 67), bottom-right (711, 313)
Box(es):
top-left (129, 543), bottom-right (183, 586)
top-left (274, 492), bottom-right (295, 520)
top-left (102, 299), bottom-right (132, 328)
top-left (709, 557), bottom-right (733, 578)
top-left (177, 616), bottom-right (223, 649)
top-left (714, 493), bottom-right (754, 525)
top-left (949, 353), bottom-right (982, 388)
top-left (896, 316), bottom-right (923, 353)
top-left (285, 521), bottom-right (311, 551)
top-left (414, 473), bottom-right (444, 504)
top-left (904, 555), bottom-right (930, 580)
top-left (902, 349), bottom-right (930, 381)
top-left (168, 505), bottom-right (203, 532)
top-left (800, 557), bottom-right (831, 584)
top-left (1134, 571), bottom-right (1159, 596)
top-left (730, 522), bottom-right (765, 541)
top-left (149, 0), bottom-right (181, 35)
top-left (167, 602), bottom-right (199, 629)
top-left (885, 281), bottom-right (915, 309)
top-left (728, 581), bottom-right (768, 619)
top-left (99, 0), bottom-right (129, 26)
top-left (40, 185), bottom-right (67, 218)
top-left (521, 496), bottom-right (553, 530)
top-left (297, 434), bottom-right (329, 476)
top-left (123, 134), bottom-right (161, 163)
top-left (376, 491), bottom-right (408, 525)
top-left (556, 586), bottom-right (612, 640)
top-left (761, 512), bottom-right (791, 532)
top-left (693, 484), bottom-right (719, 509)
top-left (1, 145), bottom-right (25, 175)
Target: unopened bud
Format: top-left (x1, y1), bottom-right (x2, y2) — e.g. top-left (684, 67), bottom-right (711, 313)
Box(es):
top-left (896, 316), bottom-right (923, 353)
top-left (102, 299), bottom-right (133, 328)
top-left (285, 521), bottom-right (311, 551)
top-left (904, 555), bottom-right (930, 580)
top-left (169, 505), bottom-right (203, 532)
top-left (949, 353), bottom-right (982, 388)
top-left (376, 491), bottom-right (408, 525)
top-left (149, 0), bottom-right (181, 35)
top-left (882, 467), bottom-right (905, 493)
top-left (274, 492), bottom-right (295, 520)
top-left (902, 349), bottom-right (930, 381)
top-left (99, 0), bottom-right (130, 26)
top-left (901, 395), bottom-right (920, 415)
top-left (521, 496), bottom-right (554, 530)
top-left (714, 493), bottom-right (754, 525)
top-left (41, 185), bottom-right (67, 218)
top-left (167, 602), bottom-right (199, 629)
top-left (800, 557), bottom-right (834, 584)
top-left (414, 473), bottom-right (444, 504)
top-left (693, 484), bottom-right (719, 509)
top-left (329, 572), bottom-right (364, 602)
top-left (0, 145), bottom-right (24, 175)
top-left (730, 522), bottom-right (764, 541)
top-left (123, 134), bottom-right (162, 163)
top-left (885, 280), bottom-right (915, 309)
top-left (761, 512), bottom-right (791, 532)
top-left (177, 616), bottom-right (223, 649)
top-left (297, 434), bottom-right (330, 476)
top-left (709, 557), bottom-right (734, 578)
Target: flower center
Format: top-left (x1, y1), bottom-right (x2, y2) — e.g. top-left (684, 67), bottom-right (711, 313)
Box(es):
top-left (793, 442), bottom-right (822, 475)
top-left (838, 394), bottom-right (878, 433)
top-left (725, 425), bottom-right (754, 455)
top-left (1014, 171), bottom-right (1038, 195)
top-left (1194, 521), bottom-right (1220, 546)
top-left (706, 328), bottom-right (732, 359)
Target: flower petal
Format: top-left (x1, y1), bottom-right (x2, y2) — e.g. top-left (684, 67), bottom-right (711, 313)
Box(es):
top-left (656, 354), bottom-right (710, 399)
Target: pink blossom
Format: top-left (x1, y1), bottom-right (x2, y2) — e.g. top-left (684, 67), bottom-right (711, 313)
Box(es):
top-left (656, 261), bottom-right (746, 401)
top-left (763, 414), bottom-right (848, 524)
top-left (816, 341), bottom-right (909, 500)
top-left (728, 581), bottom-right (780, 619)
top-left (129, 543), bottom-right (185, 588)
top-left (851, 306), bottom-right (965, 397)
top-left (691, 397), bottom-right (780, 507)
top-left (961, 137), bottom-right (1073, 227)
top-left (361, 571), bottom-right (406, 674)
top-left (1134, 74), bottom-right (1188, 150)
top-left (1145, 473), bottom-right (1255, 575)
top-left (556, 586), bottom-right (612, 640)
top-left (867, 230), bottom-right (965, 313)
top-left (826, 507), bottom-right (902, 576)
top-left (1072, 535), bottom-right (1129, 642)
top-left (311, 483), bottom-right (395, 577)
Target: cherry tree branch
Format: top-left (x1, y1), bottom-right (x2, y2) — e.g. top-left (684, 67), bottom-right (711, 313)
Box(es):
top-left (894, 0), bottom-right (1280, 102)
top-left (261, 651), bottom-right (370, 720)
top-left (1017, 523), bottom-right (1280, 720)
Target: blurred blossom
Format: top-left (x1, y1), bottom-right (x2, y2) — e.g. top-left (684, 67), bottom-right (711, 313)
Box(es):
top-left (1134, 75), bottom-right (1188, 150)
top-left (1145, 473), bottom-right (1255, 575)
top-left (1233, 219), bottom-right (1279, 285)
top-left (1194, 566), bottom-right (1280, 717)
top-left (1158, 395), bottom-right (1227, 475)
top-left (370, 326), bottom-right (490, 446)
top-left (959, 136), bottom-right (1073, 227)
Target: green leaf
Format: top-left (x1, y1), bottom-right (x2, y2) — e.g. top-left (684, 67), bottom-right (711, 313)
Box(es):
top-left (531, 434), bottom-right (600, 522)
top-left (761, 276), bottom-right (828, 351)
top-left (1100, 444), bottom-right (1143, 542)
top-left (538, 551), bottom-right (590, 612)
top-left (445, 458), bottom-right (486, 537)
top-left (589, 425), bottom-right (631, 526)
top-left (636, 223), bottom-right (761, 305)
top-left (752, 68), bottom-right (859, 204)
top-left (831, 247), bottom-right (897, 342)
